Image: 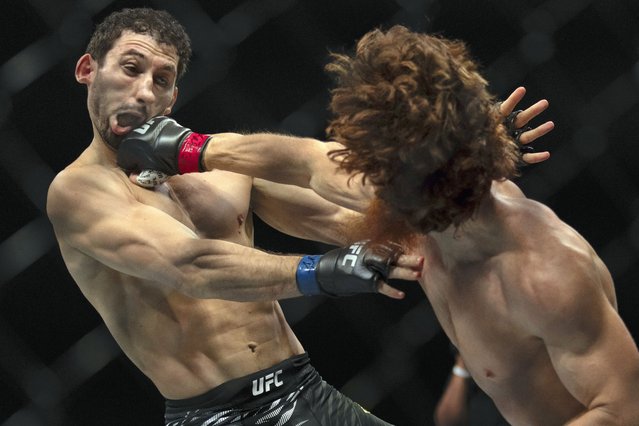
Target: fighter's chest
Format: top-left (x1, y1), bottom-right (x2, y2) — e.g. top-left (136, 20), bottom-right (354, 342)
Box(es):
top-left (424, 263), bottom-right (516, 340)
top-left (132, 171), bottom-right (253, 240)
top-left (422, 258), bottom-right (543, 382)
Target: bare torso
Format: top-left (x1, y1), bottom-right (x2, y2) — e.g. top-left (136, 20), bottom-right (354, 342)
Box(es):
top-left (418, 181), bottom-right (617, 425)
top-left (55, 149), bottom-right (303, 399)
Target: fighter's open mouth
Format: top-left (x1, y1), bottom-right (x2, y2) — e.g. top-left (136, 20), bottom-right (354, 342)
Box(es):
top-left (117, 112), bottom-right (145, 128)
top-left (111, 112), bottom-right (146, 136)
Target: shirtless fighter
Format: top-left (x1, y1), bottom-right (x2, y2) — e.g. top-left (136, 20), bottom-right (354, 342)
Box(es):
top-left (119, 26), bottom-right (639, 425)
top-left (46, 9), bottom-right (423, 426)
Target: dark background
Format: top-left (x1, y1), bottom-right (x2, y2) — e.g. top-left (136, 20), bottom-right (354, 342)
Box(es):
top-left (1, 0), bottom-right (638, 425)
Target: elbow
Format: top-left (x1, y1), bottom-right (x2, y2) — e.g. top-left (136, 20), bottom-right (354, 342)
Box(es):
top-left (164, 241), bottom-right (213, 298)
top-left (173, 267), bottom-right (209, 299)
top-left (169, 260), bottom-right (205, 298)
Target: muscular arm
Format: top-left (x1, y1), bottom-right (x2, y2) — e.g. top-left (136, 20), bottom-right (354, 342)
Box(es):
top-left (251, 178), bottom-right (360, 246)
top-left (201, 87), bottom-right (553, 202)
top-left (203, 132), bottom-right (374, 212)
top-left (119, 110), bottom-right (553, 213)
top-left (521, 253), bottom-right (639, 425)
top-left (48, 167), bottom-right (303, 302)
top-left (49, 167), bottom-right (420, 301)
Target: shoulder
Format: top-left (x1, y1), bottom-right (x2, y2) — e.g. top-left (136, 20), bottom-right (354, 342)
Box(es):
top-left (491, 179), bottom-right (526, 198)
top-left (505, 234), bottom-right (609, 337)
top-left (47, 164), bottom-right (133, 224)
top-left (495, 193), bottom-right (611, 335)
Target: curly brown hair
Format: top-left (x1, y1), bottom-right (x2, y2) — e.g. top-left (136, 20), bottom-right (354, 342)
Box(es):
top-left (326, 25), bottom-right (519, 236)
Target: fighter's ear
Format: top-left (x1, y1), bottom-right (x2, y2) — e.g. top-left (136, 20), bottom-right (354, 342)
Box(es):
top-left (75, 53), bottom-right (95, 85)
top-left (163, 86), bottom-right (179, 115)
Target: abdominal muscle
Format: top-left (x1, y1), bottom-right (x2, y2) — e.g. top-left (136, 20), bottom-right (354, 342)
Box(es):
top-left (65, 171), bottom-right (305, 400)
top-left (79, 264), bottom-right (304, 400)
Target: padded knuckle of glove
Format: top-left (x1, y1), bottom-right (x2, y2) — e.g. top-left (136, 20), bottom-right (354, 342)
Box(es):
top-left (117, 116), bottom-right (211, 175)
top-left (296, 240), bottom-right (403, 297)
top-left (363, 241), bottom-right (402, 279)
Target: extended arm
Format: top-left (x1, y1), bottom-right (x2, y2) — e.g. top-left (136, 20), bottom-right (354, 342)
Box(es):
top-left (204, 133), bottom-right (373, 212)
top-left (229, 88), bottom-right (554, 180)
top-left (48, 167), bottom-right (303, 301)
top-left (116, 89), bottom-right (554, 212)
top-left (116, 117), bottom-right (372, 212)
top-left (47, 168), bottom-right (418, 301)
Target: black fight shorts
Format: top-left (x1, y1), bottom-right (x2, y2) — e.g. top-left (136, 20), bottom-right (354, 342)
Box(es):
top-left (165, 353), bottom-right (392, 426)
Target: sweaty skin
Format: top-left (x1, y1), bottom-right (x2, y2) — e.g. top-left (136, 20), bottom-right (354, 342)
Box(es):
top-left (418, 180), bottom-right (639, 425)
top-left (52, 166), bottom-right (305, 398)
top-left (47, 31), bottom-right (422, 400)
top-left (196, 128), bottom-right (639, 424)
top-left (113, 24), bottom-right (637, 422)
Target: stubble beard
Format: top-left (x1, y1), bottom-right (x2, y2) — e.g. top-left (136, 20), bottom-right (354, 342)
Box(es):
top-left (89, 72), bottom-right (124, 151)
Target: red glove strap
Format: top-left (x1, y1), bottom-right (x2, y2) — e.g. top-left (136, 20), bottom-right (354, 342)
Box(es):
top-left (178, 132), bottom-right (209, 173)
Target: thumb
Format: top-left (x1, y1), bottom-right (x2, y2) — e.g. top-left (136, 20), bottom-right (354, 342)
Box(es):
top-left (135, 169), bottom-right (170, 188)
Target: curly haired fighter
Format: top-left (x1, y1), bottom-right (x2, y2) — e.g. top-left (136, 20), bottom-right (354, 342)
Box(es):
top-left (322, 27), bottom-right (639, 425)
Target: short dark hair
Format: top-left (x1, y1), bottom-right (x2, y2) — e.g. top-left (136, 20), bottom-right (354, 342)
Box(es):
top-left (86, 8), bottom-right (192, 80)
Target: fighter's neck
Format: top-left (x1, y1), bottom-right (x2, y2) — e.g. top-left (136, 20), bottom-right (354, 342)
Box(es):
top-left (79, 133), bottom-right (118, 168)
top-left (427, 192), bottom-right (506, 265)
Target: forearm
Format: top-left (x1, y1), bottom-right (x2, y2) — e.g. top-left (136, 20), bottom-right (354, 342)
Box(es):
top-left (172, 238), bottom-right (303, 302)
top-left (204, 133), bottom-right (372, 212)
top-left (202, 132), bottom-right (328, 187)
top-left (165, 238), bottom-right (409, 301)
top-left (117, 118), bottom-right (373, 211)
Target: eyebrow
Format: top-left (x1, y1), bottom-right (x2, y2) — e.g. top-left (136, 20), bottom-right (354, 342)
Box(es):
top-left (122, 49), bottom-right (177, 74)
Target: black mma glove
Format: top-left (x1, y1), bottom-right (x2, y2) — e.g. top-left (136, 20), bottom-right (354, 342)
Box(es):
top-left (296, 241), bottom-right (403, 297)
top-left (504, 110), bottom-right (534, 155)
top-left (117, 116), bottom-right (211, 175)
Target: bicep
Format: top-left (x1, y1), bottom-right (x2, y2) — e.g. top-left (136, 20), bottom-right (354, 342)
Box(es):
top-left (48, 173), bottom-right (197, 286)
top-left (541, 293), bottom-right (639, 411)
top-left (48, 169), bottom-right (306, 301)
top-left (251, 178), bottom-right (359, 246)
top-left (80, 205), bottom-right (198, 282)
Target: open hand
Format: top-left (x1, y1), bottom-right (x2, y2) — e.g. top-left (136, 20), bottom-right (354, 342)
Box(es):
top-left (500, 86), bottom-right (554, 164)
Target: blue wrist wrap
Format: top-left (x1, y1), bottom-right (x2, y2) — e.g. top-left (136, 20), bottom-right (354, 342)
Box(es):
top-left (296, 255), bottom-right (322, 295)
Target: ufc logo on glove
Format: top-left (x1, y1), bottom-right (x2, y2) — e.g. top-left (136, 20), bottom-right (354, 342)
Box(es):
top-left (341, 243), bottom-right (364, 267)
top-left (295, 241), bottom-right (401, 297)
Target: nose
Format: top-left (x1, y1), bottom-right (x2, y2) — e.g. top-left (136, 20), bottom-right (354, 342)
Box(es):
top-left (134, 73), bottom-right (156, 105)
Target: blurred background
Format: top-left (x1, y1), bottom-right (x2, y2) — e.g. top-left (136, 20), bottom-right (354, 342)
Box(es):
top-left (1, 0), bottom-right (638, 424)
